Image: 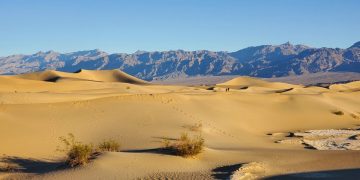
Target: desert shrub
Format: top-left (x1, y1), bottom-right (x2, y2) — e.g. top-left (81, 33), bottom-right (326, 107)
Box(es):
top-left (58, 133), bottom-right (94, 167)
top-left (163, 133), bottom-right (204, 157)
top-left (98, 139), bottom-right (120, 152)
top-left (0, 163), bottom-right (17, 172)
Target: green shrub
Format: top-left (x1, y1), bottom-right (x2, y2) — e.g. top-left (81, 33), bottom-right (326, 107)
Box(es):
top-left (98, 139), bottom-right (120, 152)
top-left (58, 133), bottom-right (94, 167)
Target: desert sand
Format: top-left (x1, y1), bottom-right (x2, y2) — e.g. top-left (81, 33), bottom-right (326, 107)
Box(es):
top-left (1, 70), bottom-right (360, 179)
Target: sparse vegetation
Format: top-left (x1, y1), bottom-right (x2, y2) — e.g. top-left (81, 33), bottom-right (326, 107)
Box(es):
top-left (162, 139), bottom-right (171, 149)
top-left (98, 139), bottom-right (120, 152)
top-left (0, 162), bottom-right (17, 172)
top-left (163, 133), bottom-right (204, 157)
top-left (331, 110), bottom-right (344, 115)
top-left (58, 133), bottom-right (95, 167)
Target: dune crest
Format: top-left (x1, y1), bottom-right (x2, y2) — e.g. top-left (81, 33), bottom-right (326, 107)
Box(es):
top-left (329, 81), bottom-right (360, 92)
top-left (217, 76), bottom-right (301, 90)
top-left (14, 69), bottom-right (149, 84)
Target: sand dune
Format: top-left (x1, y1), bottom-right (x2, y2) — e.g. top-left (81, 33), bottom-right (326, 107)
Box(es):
top-left (217, 76), bottom-right (301, 89)
top-left (16, 69), bottom-right (148, 84)
top-left (1, 71), bottom-right (360, 179)
top-left (330, 81), bottom-right (360, 92)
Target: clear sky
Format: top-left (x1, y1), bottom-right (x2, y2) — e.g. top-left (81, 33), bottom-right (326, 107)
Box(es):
top-left (0, 0), bottom-right (359, 56)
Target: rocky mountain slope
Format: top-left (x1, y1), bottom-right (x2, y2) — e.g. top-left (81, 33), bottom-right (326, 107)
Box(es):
top-left (1, 42), bottom-right (359, 80)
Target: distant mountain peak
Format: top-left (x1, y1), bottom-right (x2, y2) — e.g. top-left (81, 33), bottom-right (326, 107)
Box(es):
top-left (33, 50), bottom-right (58, 56)
top-left (134, 50), bottom-right (148, 54)
top-left (91, 49), bottom-right (102, 53)
top-left (35, 51), bottom-right (45, 55)
top-left (281, 41), bottom-right (292, 46)
top-left (46, 50), bottom-right (56, 53)
top-left (350, 41), bottom-right (360, 48)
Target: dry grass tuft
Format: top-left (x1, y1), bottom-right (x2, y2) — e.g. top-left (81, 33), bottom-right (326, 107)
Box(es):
top-left (98, 139), bottom-right (120, 152)
top-left (0, 163), bottom-right (18, 172)
top-left (163, 133), bottom-right (204, 157)
top-left (58, 133), bottom-right (95, 167)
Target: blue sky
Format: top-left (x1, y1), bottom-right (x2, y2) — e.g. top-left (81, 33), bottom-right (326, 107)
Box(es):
top-left (0, 0), bottom-right (359, 56)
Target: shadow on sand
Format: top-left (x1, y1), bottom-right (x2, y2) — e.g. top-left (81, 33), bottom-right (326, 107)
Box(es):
top-left (121, 147), bottom-right (177, 156)
top-left (265, 168), bottom-right (360, 180)
top-left (0, 156), bottom-right (66, 174)
top-left (211, 163), bottom-right (243, 180)
top-left (150, 136), bottom-right (178, 143)
top-left (122, 136), bottom-right (179, 156)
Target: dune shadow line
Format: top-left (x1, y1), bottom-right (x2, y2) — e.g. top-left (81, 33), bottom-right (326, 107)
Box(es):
top-left (211, 163), bottom-right (243, 180)
top-left (0, 156), bottom-right (66, 174)
top-left (121, 148), bottom-right (177, 156)
top-left (264, 168), bottom-right (360, 180)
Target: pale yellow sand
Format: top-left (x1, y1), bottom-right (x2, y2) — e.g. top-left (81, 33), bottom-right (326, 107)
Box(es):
top-left (1, 70), bottom-right (360, 179)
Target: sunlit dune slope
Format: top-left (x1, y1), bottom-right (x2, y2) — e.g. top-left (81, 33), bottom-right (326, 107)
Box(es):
top-left (217, 76), bottom-right (301, 89)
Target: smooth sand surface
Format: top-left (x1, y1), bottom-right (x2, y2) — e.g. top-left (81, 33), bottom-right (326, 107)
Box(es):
top-left (1, 70), bottom-right (360, 179)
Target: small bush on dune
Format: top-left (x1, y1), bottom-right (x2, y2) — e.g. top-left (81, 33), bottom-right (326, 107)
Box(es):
top-left (58, 133), bottom-right (94, 167)
top-left (176, 133), bottom-right (204, 157)
top-left (98, 139), bottom-right (120, 152)
top-left (163, 133), bottom-right (204, 157)
top-left (66, 143), bottom-right (93, 167)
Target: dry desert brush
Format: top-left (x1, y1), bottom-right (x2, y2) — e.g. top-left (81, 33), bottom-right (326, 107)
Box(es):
top-left (58, 133), bottom-right (95, 167)
top-left (98, 139), bottom-right (120, 152)
top-left (163, 133), bottom-right (204, 157)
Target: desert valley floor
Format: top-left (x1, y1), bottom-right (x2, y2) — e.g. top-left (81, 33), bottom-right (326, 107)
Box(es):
top-left (1, 70), bottom-right (360, 179)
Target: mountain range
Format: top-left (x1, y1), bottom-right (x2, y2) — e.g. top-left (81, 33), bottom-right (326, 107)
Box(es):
top-left (1, 41), bottom-right (360, 80)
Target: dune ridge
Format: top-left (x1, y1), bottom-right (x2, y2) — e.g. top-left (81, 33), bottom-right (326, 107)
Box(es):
top-left (217, 76), bottom-right (301, 89)
top-left (15, 69), bottom-right (149, 84)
